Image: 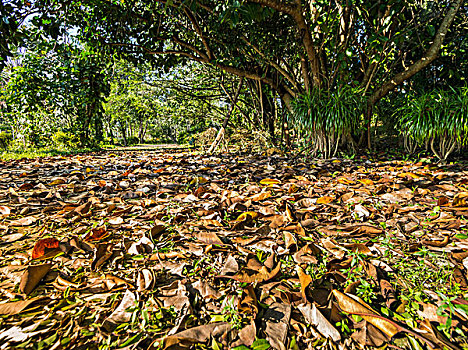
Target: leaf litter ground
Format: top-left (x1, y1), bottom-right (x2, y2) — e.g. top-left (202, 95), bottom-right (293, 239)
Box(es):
top-left (0, 150), bottom-right (468, 350)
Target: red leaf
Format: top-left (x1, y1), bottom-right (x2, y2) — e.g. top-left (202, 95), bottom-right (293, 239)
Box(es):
top-left (32, 238), bottom-right (60, 259)
top-left (84, 226), bottom-right (110, 242)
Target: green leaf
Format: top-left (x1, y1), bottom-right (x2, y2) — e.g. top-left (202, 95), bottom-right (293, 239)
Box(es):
top-left (252, 339), bottom-right (271, 350)
top-left (119, 333), bottom-right (142, 348)
top-left (427, 24), bottom-right (435, 37)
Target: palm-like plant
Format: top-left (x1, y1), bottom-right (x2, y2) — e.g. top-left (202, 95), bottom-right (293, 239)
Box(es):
top-left (291, 86), bottom-right (364, 158)
top-left (398, 87), bottom-right (468, 161)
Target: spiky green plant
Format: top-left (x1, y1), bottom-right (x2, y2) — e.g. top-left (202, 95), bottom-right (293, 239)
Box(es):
top-left (398, 87), bottom-right (468, 161)
top-left (290, 86), bottom-right (364, 158)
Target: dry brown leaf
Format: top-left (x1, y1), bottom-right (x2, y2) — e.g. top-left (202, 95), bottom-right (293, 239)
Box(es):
top-left (225, 262), bottom-right (281, 283)
top-left (250, 191), bottom-right (272, 201)
top-left (283, 230), bottom-right (297, 249)
top-left (0, 206), bottom-right (11, 216)
top-left (9, 216), bottom-right (37, 226)
top-left (297, 302), bottom-right (341, 342)
top-left (91, 243), bottom-right (114, 270)
top-left (31, 238), bottom-right (60, 259)
top-left (136, 268), bottom-right (154, 291)
top-left (264, 302), bottom-right (291, 350)
top-left (332, 290), bottom-right (400, 338)
top-left (157, 322), bottom-right (231, 350)
top-left (453, 192), bottom-right (468, 207)
top-left (102, 289), bottom-right (137, 332)
top-left (422, 235), bottom-right (450, 247)
top-left (231, 320), bottom-right (256, 347)
top-left (84, 226), bottom-right (110, 242)
top-left (108, 216), bottom-right (124, 225)
top-left (0, 297), bottom-right (48, 315)
top-left (20, 263), bottom-right (53, 295)
top-left (195, 231), bottom-right (224, 245)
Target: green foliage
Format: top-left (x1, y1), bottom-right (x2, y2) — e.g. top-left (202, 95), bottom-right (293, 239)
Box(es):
top-left (290, 86), bottom-right (365, 158)
top-left (1, 42), bottom-right (110, 147)
top-left (103, 61), bottom-right (228, 145)
top-left (397, 87), bottom-right (468, 160)
top-left (0, 132), bottom-right (12, 150)
top-left (52, 131), bottom-right (80, 149)
top-left (0, 145), bottom-right (96, 161)
top-left (2, 0), bottom-right (467, 155)
top-left (127, 136), bottom-right (140, 146)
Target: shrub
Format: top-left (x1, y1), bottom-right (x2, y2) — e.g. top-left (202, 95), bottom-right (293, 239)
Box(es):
top-left (397, 87), bottom-right (468, 161)
top-left (52, 131), bottom-right (80, 149)
top-left (193, 127), bottom-right (219, 151)
top-left (290, 86), bottom-right (365, 158)
top-left (127, 136), bottom-right (139, 145)
top-left (0, 132), bottom-right (12, 150)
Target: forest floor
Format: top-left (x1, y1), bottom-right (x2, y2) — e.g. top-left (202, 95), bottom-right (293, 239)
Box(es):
top-left (0, 149), bottom-right (467, 350)
top-left (108, 144), bottom-right (190, 152)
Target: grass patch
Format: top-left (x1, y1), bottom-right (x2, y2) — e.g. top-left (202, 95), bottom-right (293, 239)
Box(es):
top-left (0, 146), bottom-right (100, 161)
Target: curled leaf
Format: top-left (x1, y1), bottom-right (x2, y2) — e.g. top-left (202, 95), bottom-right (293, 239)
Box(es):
top-left (20, 263), bottom-right (53, 295)
top-left (332, 290), bottom-right (400, 338)
top-left (31, 238), bottom-right (60, 259)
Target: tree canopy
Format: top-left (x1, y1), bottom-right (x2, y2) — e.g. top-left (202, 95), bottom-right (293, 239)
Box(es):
top-left (0, 0), bottom-right (467, 155)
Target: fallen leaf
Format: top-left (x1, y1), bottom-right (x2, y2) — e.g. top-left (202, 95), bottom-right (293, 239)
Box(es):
top-left (20, 263), bottom-right (53, 295)
top-left (9, 216), bottom-right (37, 226)
top-left (31, 238), bottom-right (60, 259)
top-left (236, 211), bottom-right (259, 221)
top-left (422, 235), bottom-right (449, 247)
top-left (260, 178), bottom-right (281, 185)
top-left (264, 302), bottom-right (291, 350)
top-left (332, 290), bottom-right (400, 338)
top-left (108, 216), bottom-right (124, 225)
top-left (232, 320), bottom-right (256, 347)
top-left (84, 226), bottom-right (110, 242)
top-left (316, 196), bottom-right (334, 204)
top-left (195, 231), bottom-right (224, 245)
top-left (226, 262), bottom-right (281, 284)
top-left (297, 266), bottom-right (312, 302)
top-left (91, 243), bottom-right (114, 270)
top-left (136, 268), bottom-right (154, 291)
top-left (453, 192), bottom-right (468, 207)
top-left (102, 289), bottom-right (137, 332)
top-left (0, 297), bottom-right (48, 315)
top-left (157, 322), bottom-right (231, 350)
top-left (298, 302), bottom-right (341, 342)
top-left (0, 206), bottom-right (11, 216)
top-left (0, 324), bottom-right (51, 343)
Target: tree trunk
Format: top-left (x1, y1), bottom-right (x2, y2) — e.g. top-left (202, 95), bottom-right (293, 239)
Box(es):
top-left (138, 118), bottom-right (145, 143)
top-left (120, 124), bottom-right (127, 146)
top-left (208, 77), bottom-right (244, 153)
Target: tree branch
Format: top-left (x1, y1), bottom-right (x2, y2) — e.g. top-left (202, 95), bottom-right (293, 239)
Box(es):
top-left (247, 0), bottom-right (296, 15)
top-left (240, 35), bottom-right (300, 93)
top-left (369, 0), bottom-right (463, 105)
top-left (183, 7), bottom-right (214, 60)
